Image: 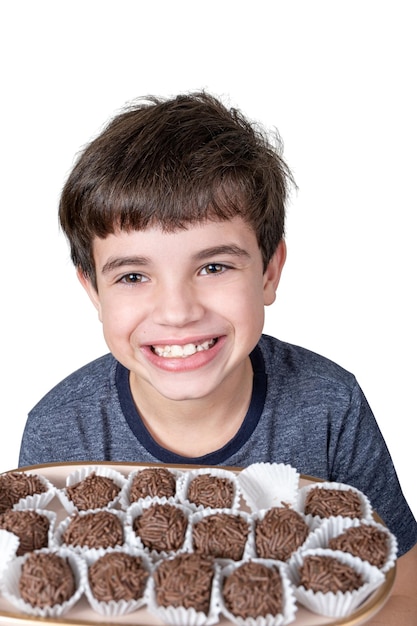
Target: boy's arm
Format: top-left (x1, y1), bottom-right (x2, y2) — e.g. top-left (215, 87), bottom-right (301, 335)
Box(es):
top-left (368, 543), bottom-right (417, 625)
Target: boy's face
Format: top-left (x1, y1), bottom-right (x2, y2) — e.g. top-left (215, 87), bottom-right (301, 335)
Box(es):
top-left (79, 217), bottom-right (286, 406)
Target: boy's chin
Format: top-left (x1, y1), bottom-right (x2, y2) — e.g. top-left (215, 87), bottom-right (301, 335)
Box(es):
top-left (148, 379), bottom-right (220, 403)
top-left (132, 363), bottom-right (232, 404)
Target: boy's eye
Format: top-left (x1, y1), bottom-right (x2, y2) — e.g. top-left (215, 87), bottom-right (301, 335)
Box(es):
top-left (200, 263), bottom-right (227, 275)
top-left (120, 273), bottom-right (148, 284)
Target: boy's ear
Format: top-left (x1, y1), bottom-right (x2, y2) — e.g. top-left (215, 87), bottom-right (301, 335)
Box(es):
top-left (263, 239), bottom-right (287, 306)
top-left (76, 268), bottom-right (103, 321)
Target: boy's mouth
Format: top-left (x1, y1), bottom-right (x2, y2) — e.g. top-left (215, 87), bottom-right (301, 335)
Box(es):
top-left (151, 338), bottom-right (218, 358)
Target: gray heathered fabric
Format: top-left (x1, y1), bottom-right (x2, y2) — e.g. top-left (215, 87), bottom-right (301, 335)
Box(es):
top-left (18, 334), bottom-right (417, 555)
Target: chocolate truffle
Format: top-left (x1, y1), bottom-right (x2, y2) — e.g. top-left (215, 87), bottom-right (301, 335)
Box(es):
top-left (0, 510), bottom-right (50, 555)
top-left (153, 553), bottom-right (215, 614)
top-left (299, 555), bottom-right (363, 593)
top-left (61, 511), bottom-right (124, 550)
top-left (19, 552), bottom-right (75, 608)
top-left (66, 472), bottom-right (120, 510)
top-left (187, 474), bottom-right (234, 508)
top-left (304, 487), bottom-right (363, 519)
top-left (0, 472), bottom-right (47, 514)
top-left (192, 512), bottom-right (249, 560)
top-left (255, 506), bottom-right (309, 561)
top-left (133, 503), bottom-right (187, 553)
top-left (329, 524), bottom-right (389, 568)
top-left (88, 552), bottom-right (149, 602)
top-left (223, 561), bottom-right (283, 619)
top-left (129, 468), bottom-right (176, 502)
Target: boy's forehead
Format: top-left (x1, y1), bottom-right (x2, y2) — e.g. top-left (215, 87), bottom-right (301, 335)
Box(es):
top-left (92, 217), bottom-right (260, 265)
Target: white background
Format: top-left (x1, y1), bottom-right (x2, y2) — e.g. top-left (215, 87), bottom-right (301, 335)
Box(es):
top-left (1, 1), bottom-right (415, 516)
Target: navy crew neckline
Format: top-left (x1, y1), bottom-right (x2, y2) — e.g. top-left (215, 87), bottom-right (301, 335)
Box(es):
top-left (115, 345), bottom-right (266, 465)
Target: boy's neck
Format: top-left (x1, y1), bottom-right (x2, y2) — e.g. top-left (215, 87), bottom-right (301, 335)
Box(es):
top-left (128, 358), bottom-right (253, 458)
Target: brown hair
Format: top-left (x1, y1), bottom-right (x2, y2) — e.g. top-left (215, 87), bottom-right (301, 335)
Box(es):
top-left (59, 92), bottom-right (295, 286)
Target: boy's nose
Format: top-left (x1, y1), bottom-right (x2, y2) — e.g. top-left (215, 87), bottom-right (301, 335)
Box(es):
top-left (152, 281), bottom-right (204, 327)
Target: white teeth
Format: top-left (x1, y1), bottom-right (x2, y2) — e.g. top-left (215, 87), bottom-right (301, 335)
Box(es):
top-left (153, 339), bottom-right (216, 358)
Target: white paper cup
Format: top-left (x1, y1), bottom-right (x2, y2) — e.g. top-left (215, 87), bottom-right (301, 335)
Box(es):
top-left (4, 471), bottom-right (56, 511)
top-left (177, 468), bottom-right (241, 512)
top-left (286, 547), bottom-right (385, 618)
top-left (125, 498), bottom-right (191, 560)
top-left (237, 463), bottom-right (300, 512)
top-left (0, 547), bottom-right (87, 618)
top-left (119, 466), bottom-right (183, 509)
top-left (56, 465), bottom-right (127, 513)
top-left (84, 546), bottom-right (153, 616)
top-left (0, 529), bottom-right (20, 578)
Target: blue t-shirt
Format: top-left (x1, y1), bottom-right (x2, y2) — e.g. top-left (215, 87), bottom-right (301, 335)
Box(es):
top-left (19, 334), bottom-right (417, 555)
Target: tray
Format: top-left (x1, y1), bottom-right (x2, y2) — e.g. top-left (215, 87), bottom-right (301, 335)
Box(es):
top-left (0, 462), bottom-right (396, 625)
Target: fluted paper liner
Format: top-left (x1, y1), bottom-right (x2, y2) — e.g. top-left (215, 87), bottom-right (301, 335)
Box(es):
top-left (0, 547), bottom-right (87, 618)
top-left (237, 463), bottom-right (300, 512)
top-left (120, 466), bottom-right (184, 509)
top-left (177, 467), bottom-right (241, 512)
top-left (83, 546), bottom-right (153, 616)
top-left (125, 497), bottom-right (191, 560)
top-left (0, 530), bottom-right (19, 578)
top-left (9, 471), bottom-right (56, 511)
top-left (56, 465), bottom-right (127, 513)
top-left (286, 547), bottom-right (385, 618)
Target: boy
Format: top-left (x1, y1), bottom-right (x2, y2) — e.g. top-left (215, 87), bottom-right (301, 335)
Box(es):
top-left (19, 92), bottom-right (416, 621)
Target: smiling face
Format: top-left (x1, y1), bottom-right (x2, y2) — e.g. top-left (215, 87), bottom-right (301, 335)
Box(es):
top-left (79, 217), bottom-right (286, 409)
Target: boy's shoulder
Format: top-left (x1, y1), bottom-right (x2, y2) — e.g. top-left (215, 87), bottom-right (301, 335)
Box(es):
top-left (29, 353), bottom-right (118, 415)
top-left (258, 334), bottom-right (357, 389)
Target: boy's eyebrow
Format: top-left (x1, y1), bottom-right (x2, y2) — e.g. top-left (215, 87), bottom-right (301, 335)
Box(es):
top-left (101, 256), bottom-right (150, 274)
top-left (101, 245), bottom-right (251, 274)
top-left (192, 245), bottom-right (251, 261)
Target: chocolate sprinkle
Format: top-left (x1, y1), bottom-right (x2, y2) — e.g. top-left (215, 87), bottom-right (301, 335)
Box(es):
top-left (66, 472), bottom-right (120, 510)
top-left (299, 555), bottom-right (364, 593)
top-left (129, 468), bottom-right (176, 502)
top-left (0, 509), bottom-right (50, 555)
top-left (88, 552), bottom-right (149, 602)
top-left (193, 512), bottom-right (249, 560)
top-left (62, 511), bottom-right (124, 549)
top-left (223, 561), bottom-right (283, 619)
top-left (133, 503), bottom-right (187, 552)
top-left (19, 552), bottom-right (75, 608)
top-left (329, 524), bottom-right (389, 568)
top-left (255, 506), bottom-right (309, 561)
top-left (154, 553), bottom-right (214, 613)
top-left (0, 472), bottom-right (47, 514)
top-left (304, 487), bottom-right (363, 519)
top-left (187, 474), bottom-right (234, 508)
